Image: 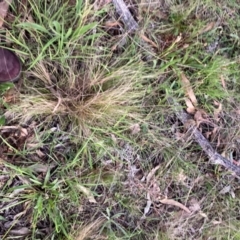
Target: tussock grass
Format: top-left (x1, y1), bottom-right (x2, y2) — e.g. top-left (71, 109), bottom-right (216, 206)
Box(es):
top-left (4, 0), bottom-right (159, 138)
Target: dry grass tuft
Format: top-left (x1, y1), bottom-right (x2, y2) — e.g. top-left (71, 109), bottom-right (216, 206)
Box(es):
top-left (5, 54), bottom-right (150, 136)
top-left (74, 218), bottom-right (106, 240)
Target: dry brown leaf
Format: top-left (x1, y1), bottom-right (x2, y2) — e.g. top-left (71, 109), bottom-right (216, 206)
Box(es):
top-left (146, 165), bottom-right (160, 185)
top-left (19, 127), bottom-right (28, 138)
top-left (220, 75), bottom-right (226, 89)
top-left (0, 0), bottom-right (12, 28)
top-left (180, 72), bottom-right (198, 107)
top-left (213, 101), bottom-right (222, 121)
top-left (160, 198), bottom-right (191, 214)
top-left (212, 220), bottom-right (222, 225)
top-left (198, 22), bottom-right (215, 35)
top-left (183, 119), bottom-right (196, 130)
top-left (194, 109), bottom-right (213, 127)
top-left (104, 21), bottom-right (121, 28)
top-left (199, 211), bottom-right (208, 218)
top-left (77, 184), bottom-right (97, 203)
top-left (140, 32), bottom-right (158, 49)
top-left (129, 123), bottom-right (141, 135)
top-left (174, 34), bottom-right (182, 44)
top-left (111, 134), bottom-right (117, 143)
top-left (185, 98), bottom-right (195, 114)
top-left (213, 100), bottom-right (220, 107)
top-left (36, 150), bottom-right (46, 158)
top-left (2, 86), bottom-right (20, 104)
top-left (194, 110), bottom-right (206, 125)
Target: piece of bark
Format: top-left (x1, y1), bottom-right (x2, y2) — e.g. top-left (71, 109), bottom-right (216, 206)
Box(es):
top-left (168, 97), bottom-right (240, 176)
top-left (112, 0), bottom-right (139, 32)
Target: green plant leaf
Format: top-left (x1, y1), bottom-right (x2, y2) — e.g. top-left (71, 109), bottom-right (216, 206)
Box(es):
top-left (0, 115), bottom-right (6, 126)
top-left (17, 22), bottom-right (49, 34)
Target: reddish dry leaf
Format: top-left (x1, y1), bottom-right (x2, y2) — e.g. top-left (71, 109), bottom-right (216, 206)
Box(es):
top-left (0, 0), bottom-right (12, 28)
top-left (160, 198), bottom-right (191, 214)
top-left (180, 72), bottom-right (198, 107)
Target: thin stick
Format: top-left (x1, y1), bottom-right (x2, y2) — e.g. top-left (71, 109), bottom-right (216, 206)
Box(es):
top-left (168, 97), bottom-right (240, 176)
top-left (112, 0), bottom-right (156, 59)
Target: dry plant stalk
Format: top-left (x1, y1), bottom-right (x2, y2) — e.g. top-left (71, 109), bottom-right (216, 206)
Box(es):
top-left (168, 97), bottom-right (240, 176)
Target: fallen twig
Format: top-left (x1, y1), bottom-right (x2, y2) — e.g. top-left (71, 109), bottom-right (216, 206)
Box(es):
top-left (112, 0), bottom-right (139, 32)
top-left (168, 97), bottom-right (240, 176)
top-left (112, 0), bottom-right (157, 58)
top-left (160, 198), bottom-right (191, 214)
